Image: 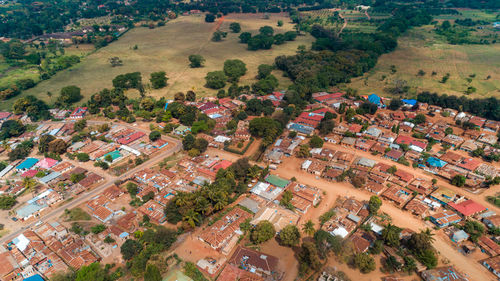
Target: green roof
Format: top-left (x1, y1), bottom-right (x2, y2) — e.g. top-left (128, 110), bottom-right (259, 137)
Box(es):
top-left (265, 174), bottom-right (289, 188)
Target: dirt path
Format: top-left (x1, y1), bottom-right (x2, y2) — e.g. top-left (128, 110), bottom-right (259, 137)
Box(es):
top-left (338, 13), bottom-right (348, 35)
top-left (364, 10), bottom-right (371, 20)
top-left (272, 157), bottom-right (495, 281)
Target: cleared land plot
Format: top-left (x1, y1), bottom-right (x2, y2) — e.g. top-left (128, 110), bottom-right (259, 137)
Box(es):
top-left (4, 13), bottom-right (313, 110)
top-left (346, 26), bottom-right (500, 98)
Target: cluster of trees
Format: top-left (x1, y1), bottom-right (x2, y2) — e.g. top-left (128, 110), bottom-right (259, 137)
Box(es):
top-left (12, 95), bottom-right (51, 121)
top-left (417, 92), bottom-right (500, 121)
top-left (0, 40), bottom-right (83, 100)
top-left (276, 5), bottom-right (431, 102)
top-left (239, 26), bottom-right (297, 50)
top-left (164, 158), bottom-right (261, 228)
top-left (205, 59), bottom-right (247, 89)
top-left (119, 225), bottom-right (177, 277)
top-left (182, 134), bottom-right (209, 157)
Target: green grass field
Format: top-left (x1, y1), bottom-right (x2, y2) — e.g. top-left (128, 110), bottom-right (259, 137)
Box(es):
top-left (346, 26), bottom-right (500, 98)
top-left (1, 13), bottom-right (313, 110)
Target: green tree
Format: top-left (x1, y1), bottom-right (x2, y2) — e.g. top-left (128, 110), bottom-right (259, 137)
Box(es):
top-left (309, 135), bottom-right (324, 148)
top-left (368, 196), bottom-right (382, 215)
top-left (277, 20), bottom-right (283, 27)
top-left (354, 252), bottom-right (376, 273)
top-left (251, 220), bottom-right (275, 244)
top-left (205, 71), bottom-right (227, 89)
top-left (91, 224), bottom-right (106, 234)
top-left (463, 220), bottom-right (485, 242)
top-left (451, 175), bottom-right (466, 187)
top-left (126, 182), bottom-right (138, 196)
top-left (144, 264), bottom-right (162, 281)
top-left (205, 13), bottom-right (215, 22)
top-left (239, 32), bottom-right (252, 43)
top-left (259, 26), bottom-right (274, 36)
top-left (75, 263), bottom-right (110, 281)
top-left (150, 71), bottom-right (168, 89)
top-left (76, 153), bottom-right (90, 162)
top-left (298, 242), bottom-right (322, 273)
top-left (58, 85), bottom-right (83, 107)
top-left (279, 224), bottom-right (301, 247)
top-left (188, 55), bottom-right (205, 68)
top-left (229, 22), bottom-right (241, 33)
top-left (104, 155), bottom-right (113, 163)
top-left (38, 134), bottom-right (56, 153)
top-left (74, 119), bottom-right (87, 131)
top-left (0, 195), bottom-right (16, 210)
top-left (279, 190), bottom-right (294, 210)
top-left (223, 59), bottom-right (247, 82)
top-left (149, 131), bottom-right (161, 141)
top-left (120, 239), bottom-right (143, 260)
top-left (48, 139), bottom-right (68, 154)
top-left (302, 220), bottom-right (315, 236)
top-left (382, 223), bottom-right (402, 247)
top-left (186, 90), bottom-right (196, 101)
top-left (257, 64), bottom-right (274, 79)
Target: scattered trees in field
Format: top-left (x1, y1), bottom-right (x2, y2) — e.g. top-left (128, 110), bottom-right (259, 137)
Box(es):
top-left (229, 22), bottom-right (241, 33)
top-left (205, 13), bottom-right (215, 22)
top-left (205, 71), bottom-right (227, 89)
top-left (188, 54), bottom-right (205, 68)
top-left (211, 30), bottom-right (227, 42)
top-left (149, 71), bottom-right (168, 89)
top-left (58, 85), bottom-right (83, 107)
top-left (109, 57), bottom-right (123, 67)
top-left (223, 59), bottom-right (247, 82)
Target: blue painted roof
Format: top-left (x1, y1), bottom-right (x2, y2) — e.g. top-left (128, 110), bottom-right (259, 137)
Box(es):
top-left (368, 94), bottom-right (381, 105)
top-left (16, 158), bottom-right (39, 170)
top-left (289, 123), bottom-right (314, 135)
top-left (427, 157), bottom-right (447, 168)
top-left (402, 99), bottom-right (417, 106)
top-left (24, 275), bottom-right (45, 281)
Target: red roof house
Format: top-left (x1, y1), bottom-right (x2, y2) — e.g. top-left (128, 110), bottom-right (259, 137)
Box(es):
top-left (448, 200), bottom-right (486, 217)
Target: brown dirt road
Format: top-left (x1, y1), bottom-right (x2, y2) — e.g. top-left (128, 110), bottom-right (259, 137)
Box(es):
top-left (273, 155), bottom-right (495, 281)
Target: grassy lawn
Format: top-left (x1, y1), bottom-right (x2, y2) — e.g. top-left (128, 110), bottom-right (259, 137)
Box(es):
top-left (345, 26), bottom-right (500, 98)
top-left (62, 207), bottom-right (92, 221)
top-left (2, 13), bottom-right (313, 110)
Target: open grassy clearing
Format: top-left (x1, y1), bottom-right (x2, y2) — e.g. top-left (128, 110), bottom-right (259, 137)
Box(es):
top-left (345, 26), bottom-right (500, 98)
top-left (2, 13), bottom-right (313, 110)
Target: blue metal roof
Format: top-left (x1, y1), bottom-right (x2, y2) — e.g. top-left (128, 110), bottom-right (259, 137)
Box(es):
top-left (368, 94), bottom-right (381, 105)
top-left (16, 158), bottom-right (39, 170)
top-left (427, 157), bottom-right (447, 168)
top-left (402, 99), bottom-right (417, 106)
top-left (24, 275), bottom-right (45, 281)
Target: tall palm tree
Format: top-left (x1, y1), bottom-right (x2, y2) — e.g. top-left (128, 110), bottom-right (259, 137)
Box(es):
top-left (421, 228), bottom-right (435, 243)
top-left (183, 209), bottom-right (199, 228)
top-left (23, 177), bottom-right (37, 197)
top-left (302, 220), bottom-right (315, 236)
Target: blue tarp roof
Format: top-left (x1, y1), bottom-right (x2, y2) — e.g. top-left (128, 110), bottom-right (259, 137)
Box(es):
top-left (16, 158), bottom-right (39, 170)
top-left (402, 99), bottom-right (417, 106)
top-left (24, 275), bottom-right (45, 281)
top-left (427, 157), bottom-right (447, 168)
top-left (368, 94), bottom-right (381, 105)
